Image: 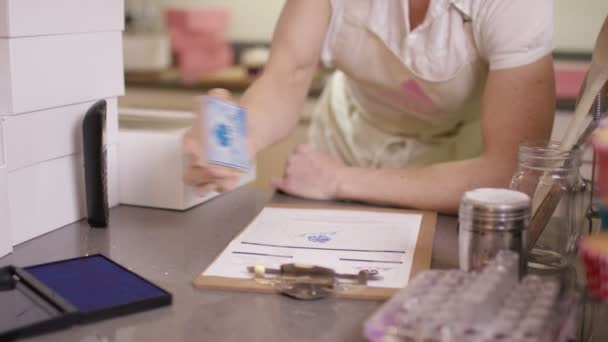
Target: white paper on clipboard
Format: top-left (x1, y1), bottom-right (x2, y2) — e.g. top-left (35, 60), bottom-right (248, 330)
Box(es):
top-left (203, 207), bottom-right (424, 289)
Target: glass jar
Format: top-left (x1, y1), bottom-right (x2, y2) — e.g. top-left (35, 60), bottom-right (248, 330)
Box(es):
top-left (510, 141), bottom-right (585, 270)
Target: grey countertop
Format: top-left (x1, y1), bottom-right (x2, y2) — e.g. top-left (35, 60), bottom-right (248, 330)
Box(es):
top-left (0, 187), bottom-right (459, 342)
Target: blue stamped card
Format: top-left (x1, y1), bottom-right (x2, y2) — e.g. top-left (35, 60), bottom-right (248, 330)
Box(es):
top-left (200, 96), bottom-right (249, 170)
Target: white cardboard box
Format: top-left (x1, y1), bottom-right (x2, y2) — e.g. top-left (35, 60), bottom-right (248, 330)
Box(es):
top-left (1, 98), bottom-right (119, 171)
top-left (0, 0), bottom-right (124, 37)
top-left (123, 34), bottom-right (171, 72)
top-left (8, 145), bottom-right (118, 246)
top-left (0, 122), bottom-right (12, 257)
top-left (0, 32), bottom-right (125, 115)
top-left (118, 108), bottom-right (256, 210)
top-left (0, 165), bottom-right (11, 257)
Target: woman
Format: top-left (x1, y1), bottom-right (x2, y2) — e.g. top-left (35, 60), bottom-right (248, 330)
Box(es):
top-left (183, 0), bottom-right (555, 214)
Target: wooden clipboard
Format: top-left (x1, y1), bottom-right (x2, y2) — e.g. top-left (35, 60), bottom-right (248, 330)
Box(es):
top-left (193, 203), bottom-right (437, 301)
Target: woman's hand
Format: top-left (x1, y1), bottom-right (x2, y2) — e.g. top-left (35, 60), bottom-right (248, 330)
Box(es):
top-left (272, 144), bottom-right (346, 200)
top-left (182, 88), bottom-right (244, 196)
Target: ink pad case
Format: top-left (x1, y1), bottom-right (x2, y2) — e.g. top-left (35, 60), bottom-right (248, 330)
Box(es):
top-left (0, 254), bottom-right (172, 340)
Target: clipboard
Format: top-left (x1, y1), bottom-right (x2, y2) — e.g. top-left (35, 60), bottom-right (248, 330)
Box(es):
top-left (193, 203), bottom-right (437, 300)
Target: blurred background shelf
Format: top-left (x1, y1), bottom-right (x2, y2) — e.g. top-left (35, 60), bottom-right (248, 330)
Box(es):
top-left (124, 65), bottom-right (328, 96)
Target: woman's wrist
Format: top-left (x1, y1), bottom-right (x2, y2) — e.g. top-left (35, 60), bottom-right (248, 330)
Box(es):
top-left (247, 122), bottom-right (263, 158)
top-left (332, 166), bottom-right (357, 201)
top-left (247, 136), bottom-right (259, 160)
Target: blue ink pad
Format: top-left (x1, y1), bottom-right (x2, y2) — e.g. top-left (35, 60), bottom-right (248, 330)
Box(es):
top-left (0, 255), bottom-right (171, 340)
top-left (24, 254), bottom-right (171, 319)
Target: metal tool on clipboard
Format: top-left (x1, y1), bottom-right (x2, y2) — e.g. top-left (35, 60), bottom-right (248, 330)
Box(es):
top-left (247, 263), bottom-right (382, 300)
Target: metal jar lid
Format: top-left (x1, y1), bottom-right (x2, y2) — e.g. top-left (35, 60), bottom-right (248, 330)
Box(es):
top-left (459, 188), bottom-right (531, 232)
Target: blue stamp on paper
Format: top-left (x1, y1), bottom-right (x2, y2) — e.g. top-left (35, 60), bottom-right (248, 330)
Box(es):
top-left (300, 232), bottom-right (336, 244)
top-left (203, 96), bottom-right (249, 170)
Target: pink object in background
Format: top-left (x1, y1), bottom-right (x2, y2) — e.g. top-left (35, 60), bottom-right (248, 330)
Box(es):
top-left (178, 46), bottom-right (234, 83)
top-left (555, 69), bottom-right (587, 99)
top-left (169, 29), bottom-right (225, 52)
top-left (593, 124), bottom-right (608, 202)
top-left (580, 234), bottom-right (608, 301)
top-left (165, 7), bottom-right (233, 82)
top-left (166, 8), bottom-right (230, 36)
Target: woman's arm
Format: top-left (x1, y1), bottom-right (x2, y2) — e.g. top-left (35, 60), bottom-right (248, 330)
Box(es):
top-left (335, 55), bottom-right (556, 213)
top-left (275, 55), bottom-right (556, 214)
top-left (183, 0), bottom-right (330, 192)
top-left (241, 0), bottom-right (331, 153)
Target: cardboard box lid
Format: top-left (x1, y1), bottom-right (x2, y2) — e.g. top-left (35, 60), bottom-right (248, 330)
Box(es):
top-left (0, 0), bottom-right (124, 38)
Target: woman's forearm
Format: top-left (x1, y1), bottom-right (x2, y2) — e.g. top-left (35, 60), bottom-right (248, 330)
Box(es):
top-left (237, 0), bottom-right (331, 154)
top-left (240, 62), bottom-right (317, 154)
top-left (336, 56), bottom-right (555, 213)
top-left (335, 156), bottom-right (517, 214)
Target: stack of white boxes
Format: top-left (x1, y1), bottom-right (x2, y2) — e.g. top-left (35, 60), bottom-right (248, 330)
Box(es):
top-left (0, 0), bottom-right (125, 256)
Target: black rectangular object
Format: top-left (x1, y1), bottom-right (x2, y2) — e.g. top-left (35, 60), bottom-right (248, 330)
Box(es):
top-left (82, 99), bottom-right (109, 228)
top-left (0, 255), bottom-right (172, 341)
top-left (0, 267), bottom-right (77, 341)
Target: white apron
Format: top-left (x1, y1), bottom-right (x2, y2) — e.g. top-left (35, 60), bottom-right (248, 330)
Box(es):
top-left (309, 0), bottom-right (553, 168)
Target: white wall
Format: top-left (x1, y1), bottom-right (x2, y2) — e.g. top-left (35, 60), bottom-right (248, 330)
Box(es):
top-left (137, 0), bottom-right (607, 51)
top-left (131, 0), bottom-right (284, 41)
top-left (554, 0), bottom-right (608, 52)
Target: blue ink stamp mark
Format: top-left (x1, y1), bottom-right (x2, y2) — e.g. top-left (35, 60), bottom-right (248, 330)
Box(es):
top-left (201, 96), bottom-right (249, 170)
top-left (308, 234), bottom-right (331, 243)
top-left (214, 123), bottom-right (231, 147)
top-left (300, 232), bottom-right (336, 244)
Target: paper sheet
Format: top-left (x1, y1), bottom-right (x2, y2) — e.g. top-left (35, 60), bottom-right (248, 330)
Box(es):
top-left (203, 207), bottom-right (423, 288)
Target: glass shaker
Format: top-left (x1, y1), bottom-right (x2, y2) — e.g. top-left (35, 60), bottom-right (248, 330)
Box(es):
top-left (510, 141), bottom-right (585, 270)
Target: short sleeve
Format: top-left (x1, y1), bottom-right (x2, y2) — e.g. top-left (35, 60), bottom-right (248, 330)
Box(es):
top-left (320, 0), bottom-right (344, 68)
top-left (474, 0), bottom-right (554, 70)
